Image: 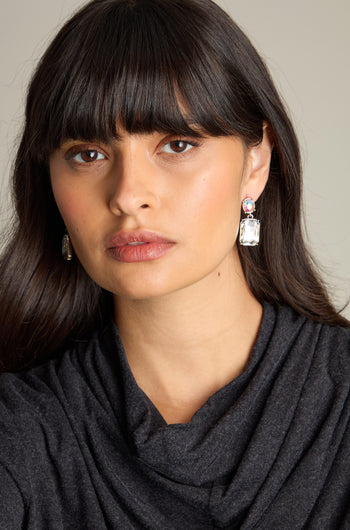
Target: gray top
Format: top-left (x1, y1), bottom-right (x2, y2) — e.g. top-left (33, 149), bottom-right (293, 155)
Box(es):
top-left (0, 303), bottom-right (349, 529)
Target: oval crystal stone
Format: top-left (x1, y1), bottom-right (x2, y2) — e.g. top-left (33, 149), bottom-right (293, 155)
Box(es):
top-left (242, 198), bottom-right (255, 214)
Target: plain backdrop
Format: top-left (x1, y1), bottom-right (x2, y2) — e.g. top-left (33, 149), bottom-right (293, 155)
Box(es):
top-left (1, 0), bottom-right (349, 318)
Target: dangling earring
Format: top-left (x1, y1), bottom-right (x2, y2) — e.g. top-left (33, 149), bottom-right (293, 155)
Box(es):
top-left (62, 233), bottom-right (73, 261)
top-left (239, 198), bottom-right (260, 246)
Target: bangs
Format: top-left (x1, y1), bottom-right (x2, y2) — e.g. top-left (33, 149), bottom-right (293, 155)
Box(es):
top-left (27, 0), bottom-right (263, 159)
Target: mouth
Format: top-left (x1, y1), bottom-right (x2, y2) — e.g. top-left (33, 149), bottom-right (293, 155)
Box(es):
top-left (106, 230), bottom-right (176, 263)
top-left (125, 242), bottom-right (147, 246)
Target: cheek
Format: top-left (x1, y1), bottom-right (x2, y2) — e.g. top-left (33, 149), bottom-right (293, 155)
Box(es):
top-left (52, 184), bottom-right (104, 276)
top-left (51, 180), bottom-right (95, 233)
top-left (50, 179), bottom-right (105, 269)
top-left (185, 169), bottom-right (243, 240)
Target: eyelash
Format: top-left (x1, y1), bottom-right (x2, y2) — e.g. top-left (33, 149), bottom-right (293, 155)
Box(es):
top-left (160, 139), bottom-right (201, 154)
top-left (64, 137), bottom-right (201, 165)
top-left (65, 148), bottom-right (106, 164)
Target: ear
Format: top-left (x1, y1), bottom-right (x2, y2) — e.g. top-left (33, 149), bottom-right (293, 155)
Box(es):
top-left (241, 122), bottom-right (273, 202)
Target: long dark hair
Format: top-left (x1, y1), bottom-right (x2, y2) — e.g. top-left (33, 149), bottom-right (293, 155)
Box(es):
top-left (0, 0), bottom-right (348, 372)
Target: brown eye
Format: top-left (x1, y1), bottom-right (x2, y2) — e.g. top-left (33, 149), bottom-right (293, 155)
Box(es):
top-left (67, 149), bottom-right (106, 163)
top-left (161, 140), bottom-right (196, 154)
top-left (169, 141), bottom-right (188, 153)
top-left (80, 150), bottom-right (100, 162)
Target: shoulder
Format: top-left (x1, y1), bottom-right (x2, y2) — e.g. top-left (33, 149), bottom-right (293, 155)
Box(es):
top-left (297, 306), bottom-right (350, 375)
top-left (0, 322), bottom-right (115, 418)
top-left (263, 302), bottom-right (350, 385)
top-left (0, 320), bottom-right (126, 526)
top-left (0, 317), bottom-right (123, 442)
top-left (0, 325), bottom-right (117, 515)
top-left (0, 342), bottom-right (87, 464)
top-left (304, 314), bottom-right (350, 390)
top-left (272, 302), bottom-right (350, 352)
top-left (260, 305), bottom-right (350, 467)
top-left (274, 307), bottom-right (350, 401)
top-left (0, 329), bottom-right (102, 450)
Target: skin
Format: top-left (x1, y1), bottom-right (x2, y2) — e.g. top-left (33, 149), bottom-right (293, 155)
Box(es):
top-left (50, 126), bottom-right (272, 424)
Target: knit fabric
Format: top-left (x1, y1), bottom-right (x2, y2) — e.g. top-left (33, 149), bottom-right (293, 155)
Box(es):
top-left (0, 303), bottom-right (349, 529)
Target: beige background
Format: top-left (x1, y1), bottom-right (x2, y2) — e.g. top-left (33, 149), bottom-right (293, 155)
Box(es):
top-left (1, 0), bottom-right (349, 318)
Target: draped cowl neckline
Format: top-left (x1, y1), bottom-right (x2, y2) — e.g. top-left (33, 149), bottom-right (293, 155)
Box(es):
top-left (99, 302), bottom-right (350, 527)
top-left (0, 302), bottom-right (349, 528)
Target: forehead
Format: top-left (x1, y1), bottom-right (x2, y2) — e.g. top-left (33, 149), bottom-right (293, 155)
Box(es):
top-left (33, 0), bottom-right (259, 159)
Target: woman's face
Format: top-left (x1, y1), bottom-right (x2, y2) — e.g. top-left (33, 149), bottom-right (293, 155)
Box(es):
top-left (50, 128), bottom-right (270, 300)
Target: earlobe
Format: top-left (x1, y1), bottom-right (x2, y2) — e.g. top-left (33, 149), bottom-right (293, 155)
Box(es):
top-left (241, 122), bottom-right (273, 202)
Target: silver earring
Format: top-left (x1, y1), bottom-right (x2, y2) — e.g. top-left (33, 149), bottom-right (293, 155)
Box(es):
top-left (62, 233), bottom-right (73, 261)
top-left (239, 198), bottom-right (260, 246)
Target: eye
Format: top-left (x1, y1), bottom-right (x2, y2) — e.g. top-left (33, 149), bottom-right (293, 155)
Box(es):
top-left (161, 140), bottom-right (197, 154)
top-left (67, 149), bottom-right (106, 163)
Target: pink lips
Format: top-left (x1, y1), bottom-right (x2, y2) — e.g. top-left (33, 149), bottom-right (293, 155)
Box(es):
top-left (106, 230), bottom-right (176, 263)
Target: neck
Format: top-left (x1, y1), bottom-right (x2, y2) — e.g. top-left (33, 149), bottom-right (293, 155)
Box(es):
top-left (114, 249), bottom-right (262, 423)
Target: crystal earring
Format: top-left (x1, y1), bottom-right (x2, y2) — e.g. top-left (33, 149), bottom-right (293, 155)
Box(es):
top-left (239, 198), bottom-right (260, 246)
top-left (62, 233), bottom-right (73, 261)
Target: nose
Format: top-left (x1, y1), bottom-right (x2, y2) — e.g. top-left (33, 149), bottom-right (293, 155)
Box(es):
top-left (108, 139), bottom-right (158, 216)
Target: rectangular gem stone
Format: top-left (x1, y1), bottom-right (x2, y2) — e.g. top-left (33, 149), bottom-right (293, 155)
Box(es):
top-left (239, 218), bottom-right (260, 246)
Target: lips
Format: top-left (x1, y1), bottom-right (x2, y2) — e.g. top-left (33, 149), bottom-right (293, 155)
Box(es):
top-left (106, 230), bottom-right (176, 263)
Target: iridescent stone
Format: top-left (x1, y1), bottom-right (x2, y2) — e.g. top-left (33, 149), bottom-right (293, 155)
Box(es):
top-left (242, 198), bottom-right (255, 214)
top-left (239, 218), bottom-right (260, 246)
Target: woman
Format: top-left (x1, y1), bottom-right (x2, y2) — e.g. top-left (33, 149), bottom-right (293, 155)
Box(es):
top-left (0, 0), bottom-right (349, 527)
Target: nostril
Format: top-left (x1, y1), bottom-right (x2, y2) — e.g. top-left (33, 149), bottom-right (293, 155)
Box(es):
top-left (140, 204), bottom-right (149, 209)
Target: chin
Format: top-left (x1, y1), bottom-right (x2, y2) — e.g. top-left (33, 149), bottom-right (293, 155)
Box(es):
top-left (102, 273), bottom-right (179, 302)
